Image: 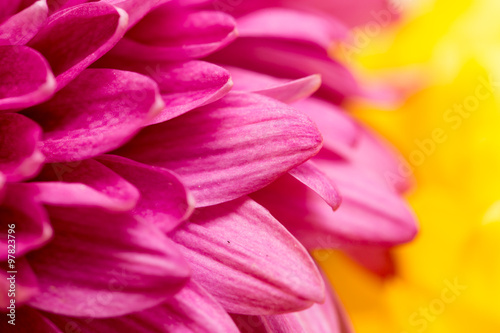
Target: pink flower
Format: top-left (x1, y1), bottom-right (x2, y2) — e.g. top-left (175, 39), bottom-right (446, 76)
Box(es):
top-left (0, 0), bottom-right (417, 331)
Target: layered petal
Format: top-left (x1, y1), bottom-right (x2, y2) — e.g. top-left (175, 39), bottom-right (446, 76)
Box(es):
top-left (115, 92), bottom-right (322, 207)
top-left (0, 259), bottom-right (39, 308)
top-left (27, 206), bottom-right (190, 317)
top-left (96, 155), bottom-right (194, 232)
top-left (0, 0), bottom-right (48, 45)
top-left (0, 172), bottom-right (4, 197)
top-left (288, 161), bottom-right (341, 210)
top-left (0, 45), bottom-right (55, 111)
top-left (282, 0), bottom-right (399, 27)
top-left (236, 8), bottom-right (347, 49)
top-left (0, 113), bottom-right (44, 181)
top-left (0, 184), bottom-right (52, 260)
top-left (254, 161), bottom-right (418, 248)
top-left (170, 197), bottom-right (325, 315)
top-left (233, 276), bottom-right (354, 332)
top-left (95, 58), bottom-right (233, 123)
top-left (344, 245), bottom-right (396, 277)
top-left (45, 282), bottom-right (239, 333)
top-left (228, 67), bottom-right (321, 104)
top-left (110, 7), bottom-right (237, 61)
top-left (32, 159), bottom-right (140, 211)
top-left (47, 0), bottom-right (90, 14)
top-left (0, 308), bottom-right (62, 333)
top-left (346, 128), bottom-right (414, 193)
top-left (23, 68), bottom-right (164, 162)
top-left (28, 2), bottom-right (129, 89)
top-left (104, 0), bottom-right (172, 29)
top-left (293, 98), bottom-right (360, 154)
top-left (209, 39), bottom-right (360, 103)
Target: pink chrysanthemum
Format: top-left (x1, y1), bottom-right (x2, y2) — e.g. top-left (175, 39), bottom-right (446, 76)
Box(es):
top-left (1, 0), bottom-right (416, 332)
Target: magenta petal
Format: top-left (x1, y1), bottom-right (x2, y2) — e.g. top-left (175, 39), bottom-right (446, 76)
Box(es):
top-left (95, 58), bottom-right (233, 124)
top-left (115, 92), bottom-right (322, 207)
top-left (96, 155), bottom-right (195, 232)
top-left (28, 2), bottom-right (128, 89)
top-left (233, 276), bottom-right (353, 333)
top-left (0, 259), bottom-right (39, 308)
top-left (0, 0), bottom-right (48, 45)
top-left (0, 113), bottom-right (45, 182)
top-left (27, 206), bottom-right (190, 317)
top-left (149, 61), bottom-right (233, 124)
top-left (0, 184), bottom-right (52, 260)
top-left (237, 8), bottom-right (347, 49)
top-left (228, 66), bottom-right (320, 104)
top-left (209, 39), bottom-right (360, 103)
top-left (32, 159), bottom-right (140, 211)
top-left (286, 0), bottom-right (397, 27)
top-left (254, 74), bottom-right (321, 104)
top-left (0, 0), bottom-right (24, 20)
top-left (0, 45), bottom-right (55, 111)
top-left (23, 69), bottom-right (164, 162)
top-left (232, 314), bottom-right (305, 333)
top-left (302, 161), bottom-right (418, 247)
top-left (104, 0), bottom-right (171, 29)
top-left (110, 8), bottom-right (237, 61)
top-left (170, 197), bottom-right (325, 315)
top-left (252, 160), bottom-right (418, 248)
top-left (0, 308), bottom-right (62, 333)
top-left (346, 128), bottom-right (414, 193)
top-left (0, 172), bottom-right (5, 196)
top-left (44, 282), bottom-right (239, 333)
top-left (344, 246), bottom-right (396, 277)
top-left (293, 98), bottom-right (360, 154)
top-left (289, 161), bottom-right (341, 210)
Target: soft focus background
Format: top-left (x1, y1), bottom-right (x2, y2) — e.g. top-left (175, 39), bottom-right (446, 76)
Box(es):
top-left (321, 0), bottom-right (500, 331)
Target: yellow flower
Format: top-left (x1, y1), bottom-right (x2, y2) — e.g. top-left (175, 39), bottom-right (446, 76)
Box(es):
top-left (322, 0), bottom-right (500, 331)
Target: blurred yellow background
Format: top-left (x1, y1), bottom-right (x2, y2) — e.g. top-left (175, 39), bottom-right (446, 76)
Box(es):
top-left (321, 0), bottom-right (500, 331)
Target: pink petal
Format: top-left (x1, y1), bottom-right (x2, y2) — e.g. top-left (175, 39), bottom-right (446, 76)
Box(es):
top-left (345, 128), bottom-right (414, 193)
top-left (289, 161), bottom-right (341, 210)
top-left (255, 161), bottom-right (418, 248)
top-left (31, 159), bottom-right (140, 211)
top-left (0, 308), bottom-right (62, 333)
top-left (228, 66), bottom-right (320, 104)
top-left (44, 282), bottom-right (240, 333)
top-left (231, 314), bottom-right (306, 333)
top-left (96, 155), bottom-right (195, 232)
top-left (293, 98), bottom-right (360, 155)
top-left (209, 39), bottom-right (360, 103)
top-left (0, 45), bottom-right (55, 111)
top-left (104, 0), bottom-right (172, 29)
top-left (0, 184), bottom-right (52, 260)
top-left (28, 2), bottom-right (128, 89)
top-left (23, 68), bottom-right (164, 163)
top-left (27, 206), bottom-right (190, 317)
top-left (95, 57), bottom-right (233, 124)
top-left (237, 8), bottom-right (347, 49)
top-left (233, 276), bottom-right (353, 332)
top-left (344, 246), bottom-right (396, 278)
top-left (114, 92), bottom-right (322, 207)
top-left (0, 113), bottom-right (45, 181)
top-left (291, 282), bottom-right (354, 333)
top-left (0, 259), bottom-right (39, 308)
top-left (0, 0), bottom-right (24, 21)
top-left (283, 0), bottom-right (398, 28)
top-left (170, 197), bottom-right (325, 315)
top-left (0, 172), bottom-right (5, 196)
top-left (47, 0), bottom-right (90, 14)
top-left (0, 0), bottom-right (48, 45)
top-left (149, 61), bottom-right (233, 124)
top-left (110, 7), bottom-right (237, 61)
